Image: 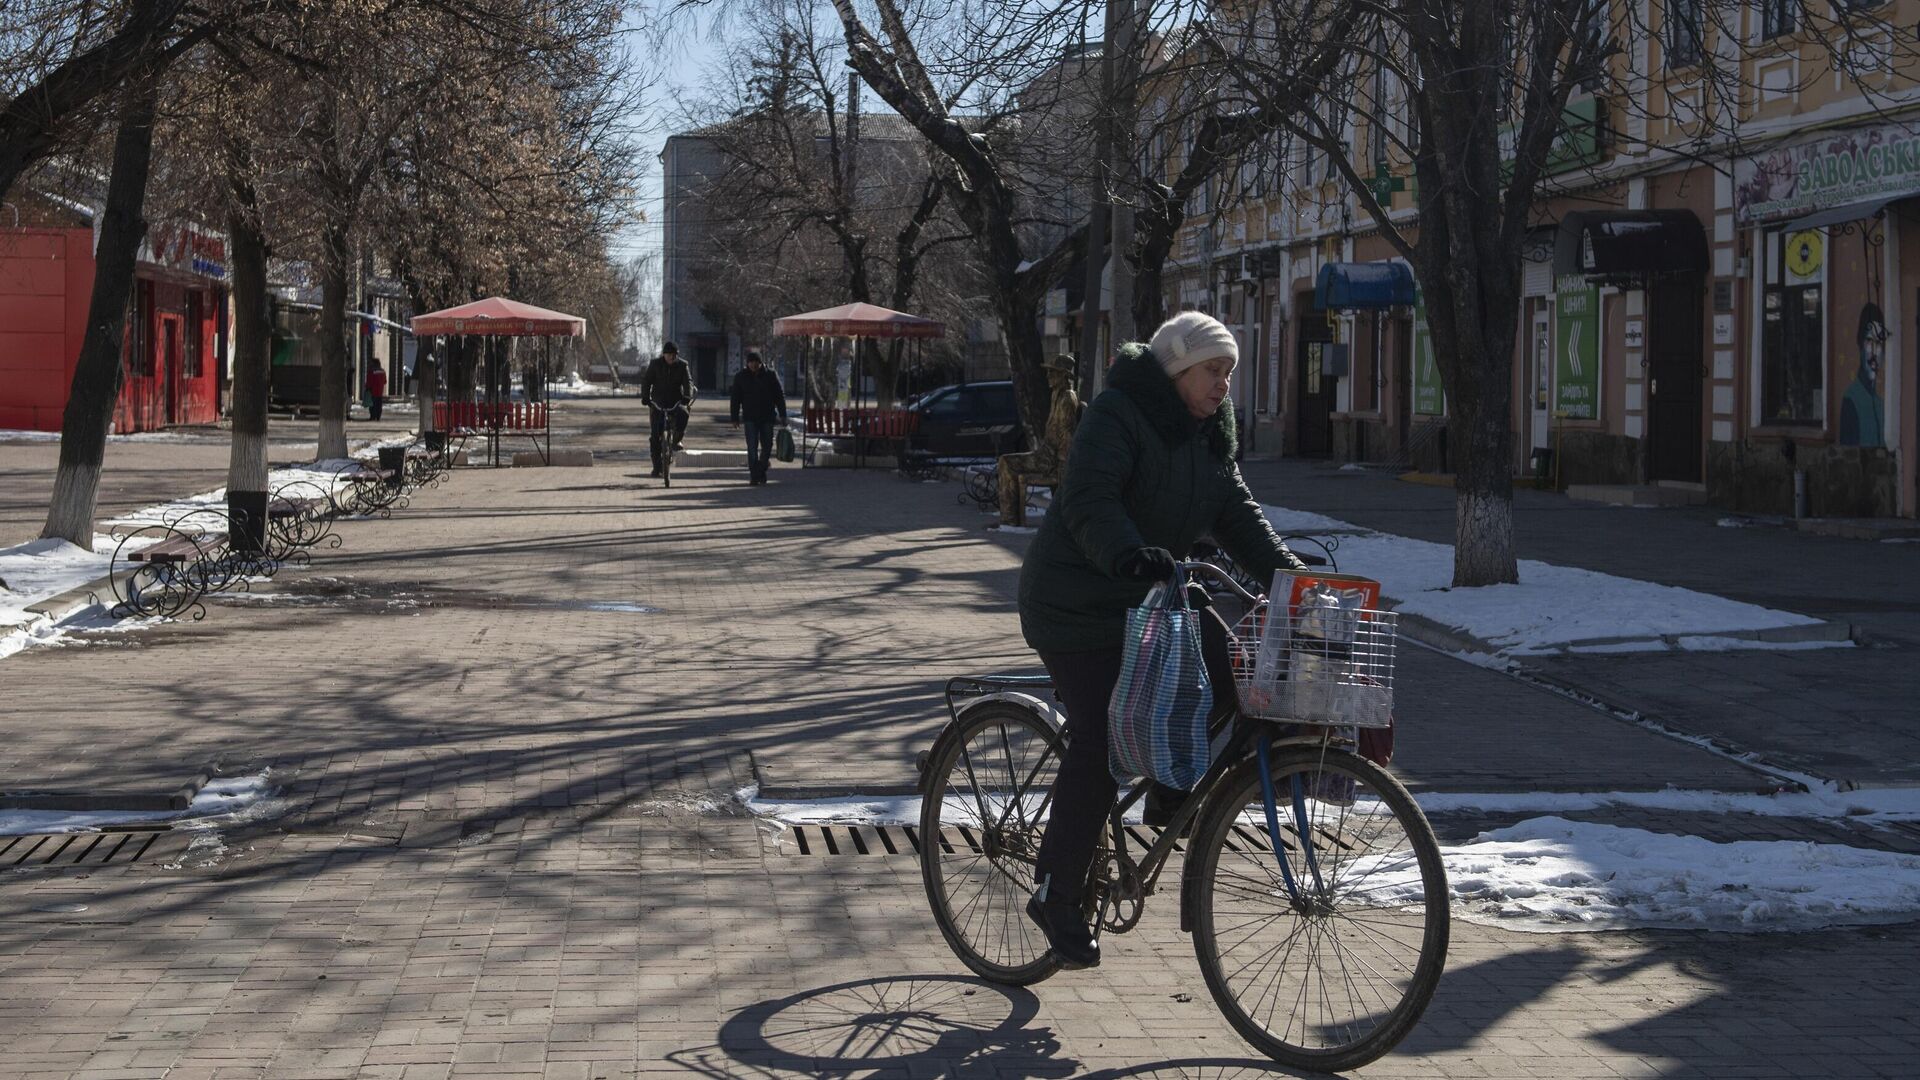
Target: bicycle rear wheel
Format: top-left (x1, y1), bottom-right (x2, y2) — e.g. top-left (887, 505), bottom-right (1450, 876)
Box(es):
top-left (1189, 742), bottom-right (1448, 1073)
top-left (920, 700), bottom-right (1065, 986)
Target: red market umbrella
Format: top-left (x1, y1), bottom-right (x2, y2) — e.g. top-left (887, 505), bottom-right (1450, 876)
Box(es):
top-left (410, 297), bottom-right (585, 337)
top-left (772, 302), bottom-right (944, 339)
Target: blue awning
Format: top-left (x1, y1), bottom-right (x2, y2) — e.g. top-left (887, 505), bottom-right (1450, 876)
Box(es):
top-left (1315, 262), bottom-right (1416, 310)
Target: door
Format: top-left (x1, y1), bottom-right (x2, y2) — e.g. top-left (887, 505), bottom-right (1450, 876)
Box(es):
top-left (1295, 316), bottom-right (1336, 456)
top-left (1530, 306), bottom-right (1552, 467)
top-left (1647, 274), bottom-right (1704, 482)
top-left (160, 314), bottom-right (185, 427)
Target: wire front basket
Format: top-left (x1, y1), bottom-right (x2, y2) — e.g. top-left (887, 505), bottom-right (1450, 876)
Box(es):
top-left (1229, 601), bottom-right (1397, 729)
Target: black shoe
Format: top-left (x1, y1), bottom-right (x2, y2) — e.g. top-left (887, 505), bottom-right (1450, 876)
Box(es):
top-left (1026, 894), bottom-right (1099, 969)
top-left (1144, 782), bottom-right (1191, 833)
top-left (650, 467), bottom-right (662, 478)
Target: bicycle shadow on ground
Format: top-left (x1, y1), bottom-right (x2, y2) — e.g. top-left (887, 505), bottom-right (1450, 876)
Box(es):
top-left (669, 974), bottom-right (1080, 1077)
top-left (665, 974), bottom-right (1332, 1079)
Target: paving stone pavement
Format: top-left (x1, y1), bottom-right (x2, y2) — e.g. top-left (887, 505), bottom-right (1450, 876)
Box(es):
top-left (0, 399), bottom-right (1915, 1078)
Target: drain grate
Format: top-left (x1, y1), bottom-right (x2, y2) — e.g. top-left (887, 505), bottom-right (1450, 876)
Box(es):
top-left (1, 827), bottom-right (170, 868)
top-left (778, 823), bottom-right (1284, 857)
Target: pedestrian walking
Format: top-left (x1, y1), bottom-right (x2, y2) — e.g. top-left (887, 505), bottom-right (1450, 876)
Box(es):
top-left (366, 359), bottom-right (387, 421)
top-left (730, 350), bottom-right (787, 485)
top-left (641, 342), bottom-right (695, 478)
top-left (1016, 310), bottom-right (1308, 969)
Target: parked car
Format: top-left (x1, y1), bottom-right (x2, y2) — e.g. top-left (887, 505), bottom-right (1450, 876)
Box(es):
top-left (904, 380), bottom-right (1024, 460)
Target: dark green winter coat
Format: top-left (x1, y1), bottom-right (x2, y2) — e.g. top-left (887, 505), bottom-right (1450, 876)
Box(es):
top-left (1017, 342), bottom-right (1302, 653)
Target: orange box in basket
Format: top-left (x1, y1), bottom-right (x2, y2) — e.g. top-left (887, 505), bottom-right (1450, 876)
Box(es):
top-left (1269, 570), bottom-right (1382, 615)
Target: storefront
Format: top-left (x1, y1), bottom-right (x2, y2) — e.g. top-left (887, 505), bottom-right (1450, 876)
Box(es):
top-left (0, 221), bottom-right (227, 433)
top-left (1733, 123), bottom-right (1916, 517)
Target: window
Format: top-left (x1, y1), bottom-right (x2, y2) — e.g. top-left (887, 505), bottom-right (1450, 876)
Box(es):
top-left (1759, 228), bottom-right (1824, 425)
top-left (922, 388), bottom-right (964, 418)
top-left (185, 292), bottom-right (204, 378)
top-left (1665, 0), bottom-right (1703, 67)
top-left (1760, 0), bottom-right (1793, 39)
top-left (128, 283), bottom-right (154, 377)
top-left (976, 386), bottom-right (1018, 425)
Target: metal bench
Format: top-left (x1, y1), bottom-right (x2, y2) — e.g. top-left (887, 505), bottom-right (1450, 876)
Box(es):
top-left (109, 521), bottom-right (245, 620)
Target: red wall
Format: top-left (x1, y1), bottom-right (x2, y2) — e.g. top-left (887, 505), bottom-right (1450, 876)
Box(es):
top-left (0, 227), bottom-right (221, 433)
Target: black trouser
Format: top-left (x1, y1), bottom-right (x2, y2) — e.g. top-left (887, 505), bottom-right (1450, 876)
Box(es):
top-left (649, 404), bottom-right (688, 470)
top-left (1033, 602), bottom-right (1238, 905)
top-left (368, 395), bottom-right (383, 421)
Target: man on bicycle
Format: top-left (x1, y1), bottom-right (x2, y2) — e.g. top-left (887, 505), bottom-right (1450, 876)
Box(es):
top-left (642, 342), bottom-right (695, 478)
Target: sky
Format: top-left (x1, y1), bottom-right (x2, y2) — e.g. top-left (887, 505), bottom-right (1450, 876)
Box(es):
top-left (609, 7), bottom-right (719, 269)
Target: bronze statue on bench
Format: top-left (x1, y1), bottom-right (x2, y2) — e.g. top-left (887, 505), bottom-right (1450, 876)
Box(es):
top-left (997, 354), bottom-right (1085, 528)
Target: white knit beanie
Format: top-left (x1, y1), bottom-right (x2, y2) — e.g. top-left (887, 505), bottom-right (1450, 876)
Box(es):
top-left (1149, 311), bottom-right (1239, 379)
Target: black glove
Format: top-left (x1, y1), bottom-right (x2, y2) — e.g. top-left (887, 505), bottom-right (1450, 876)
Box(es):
top-left (1118, 546), bottom-right (1177, 582)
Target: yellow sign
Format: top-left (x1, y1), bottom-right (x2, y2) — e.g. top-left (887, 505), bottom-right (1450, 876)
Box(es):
top-left (1785, 230), bottom-right (1824, 280)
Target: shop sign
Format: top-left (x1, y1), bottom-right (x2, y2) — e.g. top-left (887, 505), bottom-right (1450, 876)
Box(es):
top-left (1412, 294), bottom-right (1446, 416)
top-left (1499, 96), bottom-right (1606, 178)
top-left (1554, 275), bottom-right (1600, 419)
top-left (1735, 123), bottom-right (1920, 222)
top-left (139, 223), bottom-right (228, 280)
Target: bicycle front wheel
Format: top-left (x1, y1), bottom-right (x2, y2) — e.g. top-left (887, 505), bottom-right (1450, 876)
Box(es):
top-left (1189, 742), bottom-right (1448, 1073)
top-left (920, 700), bottom-right (1065, 986)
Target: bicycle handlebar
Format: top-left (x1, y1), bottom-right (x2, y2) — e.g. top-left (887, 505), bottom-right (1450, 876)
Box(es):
top-left (1175, 560), bottom-right (1265, 606)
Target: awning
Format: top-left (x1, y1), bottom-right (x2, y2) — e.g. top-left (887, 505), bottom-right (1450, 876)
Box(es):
top-left (1553, 210), bottom-right (1708, 284)
top-left (1314, 262), bottom-right (1416, 310)
top-left (410, 297), bottom-right (586, 337)
top-left (1780, 194), bottom-right (1906, 233)
top-left (771, 302), bottom-right (945, 339)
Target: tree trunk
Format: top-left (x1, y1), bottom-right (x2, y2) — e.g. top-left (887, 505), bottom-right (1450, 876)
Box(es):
top-left (316, 218), bottom-right (352, 460)
top-left (39, 77), bottom-right (158, 550)
top-left (225, 199), bottom-right (273, 551)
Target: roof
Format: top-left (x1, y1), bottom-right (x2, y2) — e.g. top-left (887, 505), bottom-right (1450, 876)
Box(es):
top-left (410, 297), bottom-right (586, 337)
top-left (771, 302), bottom-right (945, 339)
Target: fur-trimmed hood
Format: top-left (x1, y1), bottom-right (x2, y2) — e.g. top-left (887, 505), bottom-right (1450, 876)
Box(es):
top-left (1104, 342), bottom-right (1237, 460)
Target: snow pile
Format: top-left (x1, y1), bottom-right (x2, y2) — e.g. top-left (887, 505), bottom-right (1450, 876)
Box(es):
top-left (1259, 504), bottom-right (1829, 655)
top-left (1443, 817), bottom-right (1920, 932)
top-left (0, 771), bottom-right (282, 836)
top-left (545, 374), bottom-right (639, 398)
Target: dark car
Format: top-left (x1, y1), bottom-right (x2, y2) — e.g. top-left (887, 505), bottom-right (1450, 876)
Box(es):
top-left (905, 380), bottom-right (1024, 460)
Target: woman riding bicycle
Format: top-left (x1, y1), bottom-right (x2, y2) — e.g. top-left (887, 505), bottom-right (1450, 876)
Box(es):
top-left (1018, 310), bottom-right (1307, 969)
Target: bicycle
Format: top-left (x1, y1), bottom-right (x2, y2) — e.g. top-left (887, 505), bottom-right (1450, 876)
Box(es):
top-left (917, 559), bottom-right (1448, 1073)
top-left (658, 402), bottom-right (690, 488)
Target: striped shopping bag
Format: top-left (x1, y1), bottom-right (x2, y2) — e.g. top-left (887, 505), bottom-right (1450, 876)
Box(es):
top-left (1107, 583), bottom-right (1215, 790)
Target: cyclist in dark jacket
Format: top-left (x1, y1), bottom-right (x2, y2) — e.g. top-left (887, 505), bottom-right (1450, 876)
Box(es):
top-left (1018, 311), bottom-right (1306, 969)
top-left (641, 342), bottom-right (695, 477)
top-left (729, 350), bottom-right (788, 485)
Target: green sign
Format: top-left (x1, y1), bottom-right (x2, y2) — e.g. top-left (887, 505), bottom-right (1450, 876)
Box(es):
top-left (1554, 276), bottom-right (1600, 419)
top-left (1412, 296), bottom-right (1445, 416)
top-left (1499, 96), bottom-right (1606, 178)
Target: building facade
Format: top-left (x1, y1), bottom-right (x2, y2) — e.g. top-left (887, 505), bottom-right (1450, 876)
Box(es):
top-left (1151, 8), bottom-right (1918, 519)
top-left (0, 220), bottom-right (228, 433)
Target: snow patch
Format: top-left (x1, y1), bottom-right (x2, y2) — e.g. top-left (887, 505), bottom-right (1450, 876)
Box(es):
top-left (0, 770), bottom-right (283, 836)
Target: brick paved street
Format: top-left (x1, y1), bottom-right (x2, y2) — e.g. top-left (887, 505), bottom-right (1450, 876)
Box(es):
top-left (0, 398), bottom-right (1916, 1078)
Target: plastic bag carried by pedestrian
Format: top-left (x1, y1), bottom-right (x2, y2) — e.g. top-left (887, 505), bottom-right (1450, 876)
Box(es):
top-left (1107, 580), bottom-right (1215, 790)
top-left (775, 425), bottom-right (796, 463)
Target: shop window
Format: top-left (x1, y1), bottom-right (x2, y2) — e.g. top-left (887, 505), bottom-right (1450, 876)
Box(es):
top-left (185, 293), bottom-right (204, 378)
top-left (1759, 228), bottom-right (1824, 425)
top-left (128, 283), bottom-right (155, 377)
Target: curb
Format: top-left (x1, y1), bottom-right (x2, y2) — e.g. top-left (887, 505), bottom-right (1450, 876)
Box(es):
top-left (0, 768), bottom-right (209, 813)
top-left (747, 750), bottom-right (921, 802)
top-left (22, 573), bottom-right (124, 624)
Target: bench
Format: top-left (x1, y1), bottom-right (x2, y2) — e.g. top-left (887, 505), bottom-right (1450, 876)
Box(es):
top-left (263, 490), bottom-right (339, 566)
top-left (329, 465), bottom-right (407, 518)
top-left (110, 525), bottom-right (247, 620)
